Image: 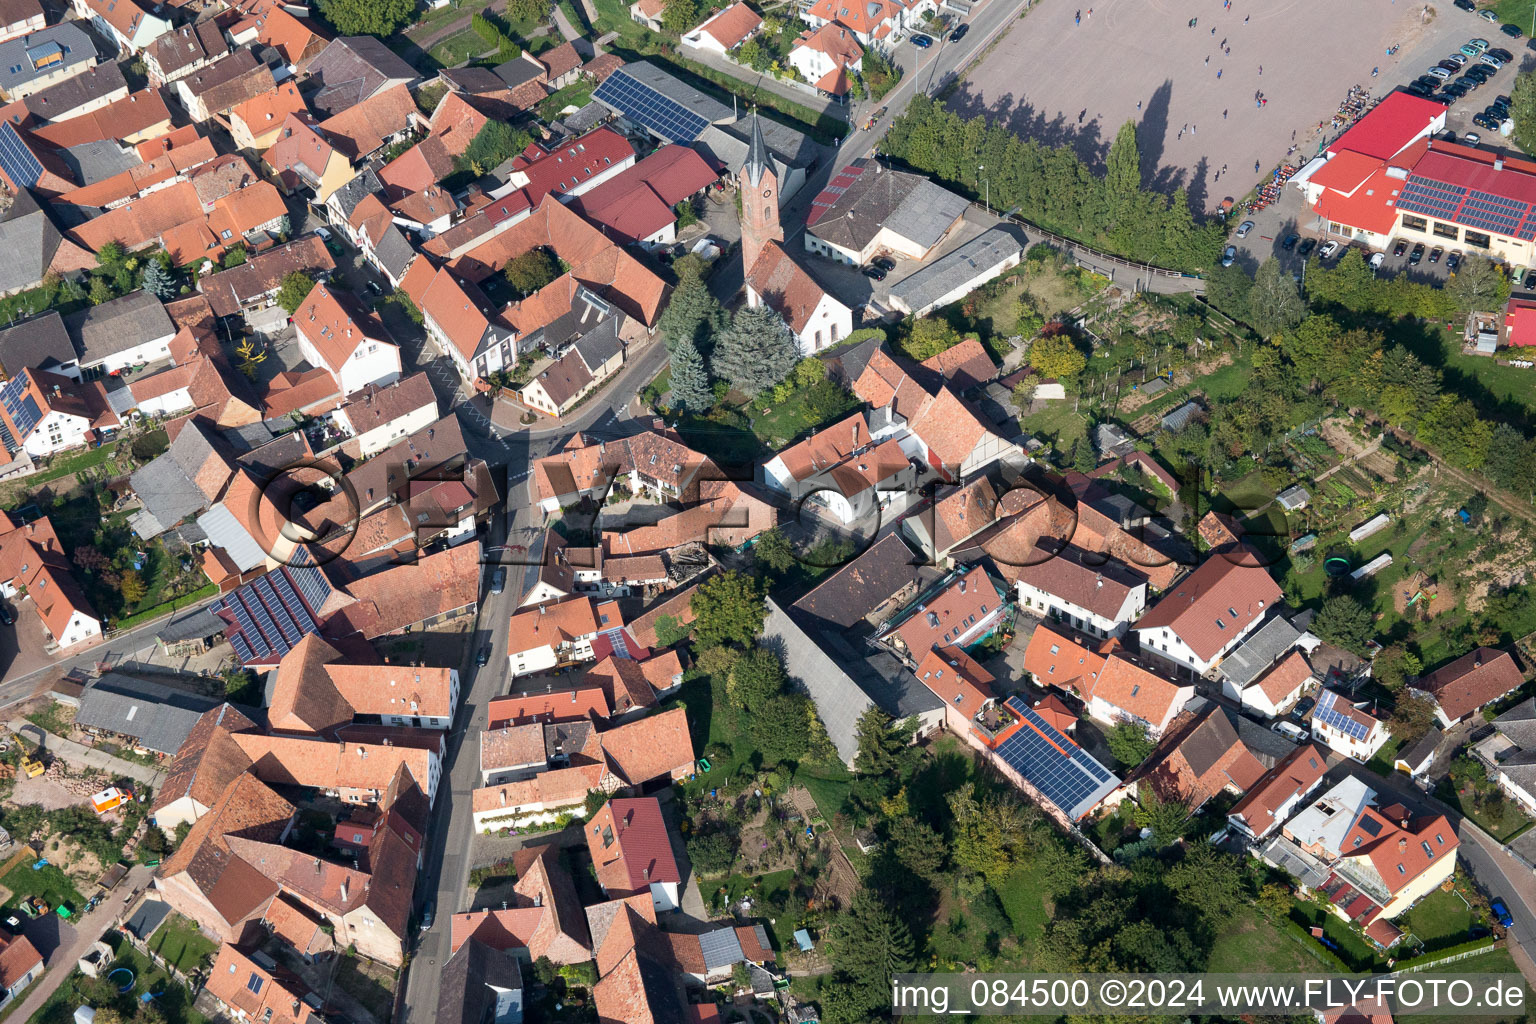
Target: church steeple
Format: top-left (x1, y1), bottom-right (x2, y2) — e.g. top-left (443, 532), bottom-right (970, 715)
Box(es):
top-left (739, 109), bottom-right (782, 274)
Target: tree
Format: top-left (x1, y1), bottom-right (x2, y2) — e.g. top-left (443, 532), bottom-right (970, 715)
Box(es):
top-left (853, 707), bottom-right (919, 777)
top-left (668, 337), bottom-right (713, 412)
top-left (504, 249), bottom-right (560, 297)
top-left (1166, 841), bottom-right (1246, 920)
top-left (1374, 644), bottom-right (1422, 691)
top-left (1134, 790), bottom-right (1191, 844)
top-left (1314, 594), bottom-right (1376, 654)
top-left (456, 121), bottom-right (531, 176)
top-left (886, 815), bottom-right (945, 882)
top-left (690, 570), bottom-right (766, 647)
top-left (1205, 263), bottom-right (1252, 321)
top-left (221, 245), bottom-right (248, 268)
top-left (727, 647), bottom-right (785, 711)
top-left (394, 289), bottom-right (424, 325)
top-left (275, 270), bottom-right (315, 315)
top-left (73, 545), bottom-right (109, 573)
top-left (686, 828), bottom-right (737, 875)
top-left (753, 527), bottom-right (797, 572)
top-left (88, 276), bottom-right (115, 306)
top-left (505, 0), bottom-right (547, 22)
top-left (658, 255), bottom-right (725, 354)
top-left (829, 889), bottom-right (914, 1001)
top-left (751, 692), bottom-right (814, 764)
top-left (1029, 333), bottom-right (1087, 384)
top-left (947, 782), bottom-right (1030, 887)
top-left (319, 0), bottom-right (414, 36)
top-left (896, 317), bottom-right (960, 361)
top-left (1390, 692), bottom-right (1440, 742)
top-left (95, 240), bottom-right (126, 271)
top-left (1011, 372), bottom-right (1040, 413)
top-left (1017, 297), bottom-right (1045, 339)
top-left (1450, 253), bottom-right (1510, 312)
top-left (142, 258), bottom-right (176, 301)
top-left (235, 337), bottom-right (267, 379)
top-left (711, 305), bottom-right (799, 397)
top-left (737, 37), bottom-right (763, 71)
top-left (1515, 69), bottom-right (1536, 156)
top-left (118, 569), bottom-right (147, 605)
top-left (1248, 257), bottom-right (1307, 337)
top-left (1105, 720), bottom-right (1155, 767)
top-left (651, 613), bottom-right (692, 647)
top-left (660, 0), bottom-right (700, 33)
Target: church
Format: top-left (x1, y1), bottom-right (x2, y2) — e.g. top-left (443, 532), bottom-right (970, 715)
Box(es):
top-left (738, 112), bottom-right (854, 356)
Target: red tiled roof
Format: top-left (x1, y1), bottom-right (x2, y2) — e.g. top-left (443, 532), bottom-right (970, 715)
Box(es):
top-left (1328, 91), bottom-right (1444, 161)
top-left (1133, 557), bottom-right (1282, 663)
top-left (914, 645), bottom-right (994, 717)
top-left (588, 797), bottom-right (680, 895)
top-left (511, 128), bottom-right (635, 206)
top-left (1227, 743), bottom-right (1327, 837)
top-left (232, 82), bottom-right (308, 139)
top-left (571, 145), bottom-right (718, 244)
top-left (293, 281), bottom-right (387, 370)
top-left (919, 336), bottom-right (994, 391)
top-left (1341, 806), bottom-right (1458, 894)
top-left (1418, 647), bottom-right (1524, 722)
top-left (318, 82), bottom-right (414, 161)
top-left (488, 686), bottom-right (610, 726)
top-left (745, 240), bottom-right (831, 334)
top-left (691, 3), bottom-right (761, 48)
top-left (1506, 297), bottom-right (1536, 347)
top-left (598, 707), bottom-right (693, 787)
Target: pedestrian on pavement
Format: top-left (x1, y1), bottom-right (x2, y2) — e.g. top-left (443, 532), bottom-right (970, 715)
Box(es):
top-left (1217, 68), bottom-right (1222, 78)
top-left (1192, 124), bottom-right (1197, 134)
top-left (1206, 55), bottom-right (1210, 65)
top-left (1137, 99), bottom-right (1142, 111)
top-left (1223, 108), bottom-right (1228, 119)
top-left (1211, 25), bottom-right (1216, 34)
top-left (1245, 13), bottom-right (1249, 22)
top-left (1255, 159), bottom-right (1261, 172)
top-left (1258, 64), bottom-right (1263, 75)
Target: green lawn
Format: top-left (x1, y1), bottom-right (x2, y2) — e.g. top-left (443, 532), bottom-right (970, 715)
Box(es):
top-left (1436, 325), bottom-right (1536, 416)
top-left (793, 767), bottom-right (852, 825)
top-left (1437, 779), bottom-right (1534, 841)
top-left (148, 913), bottom-right (219, 974)
top-left (1020, 402), bottom-right (1088, 449)
top-left (1207, 907), bottom-right (1337, 974)
top-left (26, 936), bottom-right (206, 1024)
top-left (996, 860), bottom-right (1052, 948)
top-left (5, 440), bottom-right (120, 497)
top-left (1, 859), bottom-right (84, 913)
top-left (1492, 0), bottom-right (1534, 36)
top-left (1408, 947), bottom-right (1531, 1024)
top-left (430, 27), bottom-right (490, 65)
top-left (539, 79), bottom-right (594, 120)
top-left (1290, 904), bottom-right (1386, 972)
top-left (1401, 888), bottom-right (1479, 949)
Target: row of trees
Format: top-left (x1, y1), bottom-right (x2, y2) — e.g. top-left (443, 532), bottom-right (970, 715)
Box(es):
top-left (881, 98), bottom-right (1227, 273)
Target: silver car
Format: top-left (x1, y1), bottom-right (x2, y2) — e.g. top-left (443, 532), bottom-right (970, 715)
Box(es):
top-left (1221, 245), bottom-right (1237, 267)
top-left (1235, 220), bottom-right (1255, 239)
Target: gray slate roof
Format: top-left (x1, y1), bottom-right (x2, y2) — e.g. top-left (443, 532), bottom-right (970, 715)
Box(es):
top-left (1495, 699), bottom-right (1536, 748)
top-left (1218, 615), bottom-right (1301, 690)
top-left (556, 100), bottom-right (608, 137)
top-left (0, 310), bottom-right (76, 377)
top-left (123, 899), bottom-right (171, 940)
top-left (0, 24), bottom-right (96, 95)
top-left (75, 673), bottom-right (222, 754)
top-left (329, 168), bottom-right (383, 220)
top-left (371, 223), bottom-right (416, 281)
top-left (1396, 726), bottom-right (1443, 771)
top-left (492, 52), bottom-right (544, 89)
top-left (154, 605), bottom-right (226, 646)
top-left (129, 419), bottom-right (229, 538)
top-left (436, 938), bottom-right (523, 1024)
top-left (23, 60), bottom-right (124, 120)
top-left (64, 290), bottom-right (174, 366)
top-left (0, 187), bottom-right (62, 295)
top-left (808, 162), bottom-right (968, 254)
top-left (61, 138), bottom-right (138, 186)
top-left (792, 532), bottom-right (934, 631)
top-left (305, 36), bottom-right (418, 118)
top-left (571, 315), bottom-right (623, 373)
top-left (888, 226), bottom-right (1026, 317)
top-left (699, 925), bottom-right (745, 971)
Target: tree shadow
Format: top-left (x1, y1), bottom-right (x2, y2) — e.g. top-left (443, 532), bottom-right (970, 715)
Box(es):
top-left (948, 86), bottom-right (1111, 171)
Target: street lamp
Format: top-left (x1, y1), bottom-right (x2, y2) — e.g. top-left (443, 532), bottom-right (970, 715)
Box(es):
top-left (978, 164), bottom-right (989, 216)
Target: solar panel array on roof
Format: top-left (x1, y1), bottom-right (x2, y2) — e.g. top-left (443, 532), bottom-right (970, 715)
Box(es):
top-left (213, 566), bottom-right (322, 666)
top-left (1399, 173), bottom-right (1536, 241)
top-left (993, 696), bottom-right (1120, 819)
top-left (0, 122), bottom-right (41, 189)
top-left (291, 563), bottom-right (332, 611)
top-left (699, 926), bottom-right (746, 971)
top-left (1314, 690), bottom-right (1371, 741)
top-left (0, 370), bottom-right (40, 442)
top-left (593, 68), bottom-right (710, 143)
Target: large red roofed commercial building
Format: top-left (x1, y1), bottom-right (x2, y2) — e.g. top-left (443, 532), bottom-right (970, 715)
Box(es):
top-left (571, 145), bottom-right (719, 248)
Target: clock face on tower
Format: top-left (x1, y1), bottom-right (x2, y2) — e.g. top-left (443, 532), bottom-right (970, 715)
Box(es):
top-left (763, 189), bottom-right (772, 198)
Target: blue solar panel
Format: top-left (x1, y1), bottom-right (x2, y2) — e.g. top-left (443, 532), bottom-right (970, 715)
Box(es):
top-left (0, 123), bottom-right (41, 189)
top-left (0, 372), bottom-right (39, 439)
top-left (290, 564), bottom-right (331, 612)
top-left (230, 632), bottom-right (254, 664)
top-left (254, 576), bottom-right (302, 646)
top-left (993, 697), bottom-right (1119, 817)
top-left (594, 69), bottom-right (710, 143)
top-left (1314, 691), bottom-right (1370, 741)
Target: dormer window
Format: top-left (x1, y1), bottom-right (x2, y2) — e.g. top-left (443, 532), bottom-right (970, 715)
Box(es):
top-left (1216, 619), bottom-right (1226, 630)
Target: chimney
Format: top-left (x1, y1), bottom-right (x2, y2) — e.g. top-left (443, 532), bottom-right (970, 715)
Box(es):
top-left (1495, 158), bottom-right (1505, 171)
top-left (1095, 574), bottom-right (1103, 589)
top-left (1475, 653), bottom-right (1484, 668)
top-left (1398, 837), bottom-right (1408, 852)
top-left (499, 788), bottom-right (507, 806)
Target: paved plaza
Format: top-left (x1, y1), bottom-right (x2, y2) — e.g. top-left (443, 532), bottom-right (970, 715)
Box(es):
top-left (956, 0), bottom-right (1500, 209)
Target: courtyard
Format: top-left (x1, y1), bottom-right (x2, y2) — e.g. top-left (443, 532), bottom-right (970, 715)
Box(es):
top-left (955, 0), bottom-right (1481, 210)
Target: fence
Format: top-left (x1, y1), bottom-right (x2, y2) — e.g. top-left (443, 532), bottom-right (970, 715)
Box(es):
top-left (1390, 937), bottom-right (1501, 974)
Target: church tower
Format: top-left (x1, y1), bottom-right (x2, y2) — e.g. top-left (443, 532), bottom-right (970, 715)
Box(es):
top-left (739, 110), bottom-right (782, 274)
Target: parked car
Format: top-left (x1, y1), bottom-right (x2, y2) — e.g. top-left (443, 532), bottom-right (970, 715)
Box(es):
top-left (420, 903), bottom-right (435, 933)
top-left (1445, 52), bottom-right (1469, 66)
top-left (1438, 59), bottom-right (1463, 72)
top-left (0, 606), bottom-right (12, 626)
top-left (1235, 220), bottom-right (1255, 238)
top-left (862, 265), bottom-right (887, 280)
top-left (490, 567), bottom-right (506, 594)
top-left (1490, 47), bottom-right (1515, 61)
top-left (1298, 238), bottom-right (1317, 257)
top-left (1272, 721), bottom-right (1307, 741)
top-left (1428, 65), bottom-right (1453, 78)
top-left (477, 646), bottom-right (490, 667)
top-left (1459, 73), bottom-right (1484, 91)
top-left (1292, 696), bottom-right (1316, 719)
top-left (1480, 53), bottom-right (1505, 69)
top-left (1394, 239), bottom-right (1409, 257)
top-left (1370, 251), bottom-right (1386, 269)
top-left (1447, 250), bottom-right (1464, 273)
top-left (949, 22), bottom-right (967, 41)
top-left (1221, 245), bottom-right (1237, 267)
top-left (1409, 242), bottom-right (1426, 265)
top-left (1502, 22), bottom-right (1523, 37)
top-left (910, 33), bottom-right (932, 47)
top-left (873, 255), bottom-right (896, 271)
top-left (1464, 131), bottom-right (1482, 145)
top-left (1319, 240), bottom-right (1340, 259)
top-left (1492, 898), bottom-right (1515, 929)
top-left (1524, 269), bottom-right (1536, 289)
top-left (1430, 245), bottom-right (1444, 264)
top-left (1474, 112), bottom-right (1500, 129)
top-left (1479, 8), bottom-right (1499, 21)
top-left (1468, 37), bottom-right (1491, 52)
top-left (1282, 232), bottom-right (1299, 250)
top-left (1455, 0), bottom-right (1476, 9)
